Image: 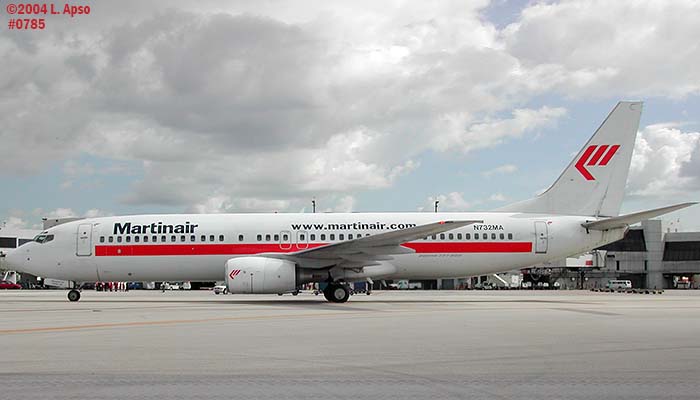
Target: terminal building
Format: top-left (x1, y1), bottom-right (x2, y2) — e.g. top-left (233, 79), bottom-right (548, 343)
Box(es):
top-left (589, 219), bottom-right (700, 289)
top-left (467, 219), bottom-right (700, 290)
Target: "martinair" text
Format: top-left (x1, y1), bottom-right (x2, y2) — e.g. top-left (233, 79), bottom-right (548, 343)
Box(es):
top-left (113, 222), bottom-right (199, 235)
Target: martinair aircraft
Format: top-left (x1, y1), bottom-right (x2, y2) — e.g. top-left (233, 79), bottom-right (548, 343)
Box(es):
top-left (5, 101), bottom-right (696, 302)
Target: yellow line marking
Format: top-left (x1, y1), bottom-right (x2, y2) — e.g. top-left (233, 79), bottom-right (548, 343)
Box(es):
top-left (0, 311), bottom-right (357, 335)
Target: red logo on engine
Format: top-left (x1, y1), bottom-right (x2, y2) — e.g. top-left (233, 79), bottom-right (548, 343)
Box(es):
top-left (575, 144), bottom-right (619, 181)
top-left (229, 269), bottom-right (241, 280)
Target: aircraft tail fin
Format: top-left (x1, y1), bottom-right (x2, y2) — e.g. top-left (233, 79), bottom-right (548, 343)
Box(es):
top-left (499, 101), bottom-right (643, 217)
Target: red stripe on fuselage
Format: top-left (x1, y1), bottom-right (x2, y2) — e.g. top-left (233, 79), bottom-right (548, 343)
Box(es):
top-left (402, 242), bottom-right (532, 253)
top-left (94, 242), bottom-right (533, 257)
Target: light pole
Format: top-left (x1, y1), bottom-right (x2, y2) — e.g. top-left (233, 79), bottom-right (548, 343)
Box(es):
top-left (434, 200), bottom-right (439, 213)
top-left (312, 198), bottom-right (316, 213)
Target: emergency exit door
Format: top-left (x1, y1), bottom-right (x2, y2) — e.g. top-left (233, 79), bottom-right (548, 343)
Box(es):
top-left (76, 223), bottom-right (93, 256)
top-left (534, 221), bottom-right (548, 254)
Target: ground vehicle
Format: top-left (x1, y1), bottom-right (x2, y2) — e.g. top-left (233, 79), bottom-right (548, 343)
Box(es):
top-left (606, 280), bottom-right (632, 289)
top-left (213, 285), bottom-right (228, 295)
top-left (0, 280), bottom-right (21, 289)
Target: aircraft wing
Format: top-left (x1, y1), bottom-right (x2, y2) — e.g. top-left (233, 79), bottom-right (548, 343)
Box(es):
top-left (260, 220), bottom-right (482, 268)
top-left (582, 202), bottom-right (697, 231)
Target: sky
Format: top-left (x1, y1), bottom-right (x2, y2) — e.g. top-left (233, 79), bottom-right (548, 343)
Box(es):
top-left (1, 0), bottom-right (700, 231)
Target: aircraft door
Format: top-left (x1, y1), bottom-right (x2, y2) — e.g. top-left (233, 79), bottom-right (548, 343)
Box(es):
top-left (279, 230), bottom-right (292, 250)
top-left (534, 221), bottom-right (548, 254)
top-left (76, 223), bottom-right (93, 256)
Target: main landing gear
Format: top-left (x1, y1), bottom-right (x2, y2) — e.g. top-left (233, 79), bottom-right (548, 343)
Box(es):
top-left (67, 289), bottom-right (81, 302)
top-left (323, 283), bottom-right (350, 303)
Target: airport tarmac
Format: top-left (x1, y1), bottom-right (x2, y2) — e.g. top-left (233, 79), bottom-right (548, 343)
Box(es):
top-left (1, 290), bottom-right (699, 399)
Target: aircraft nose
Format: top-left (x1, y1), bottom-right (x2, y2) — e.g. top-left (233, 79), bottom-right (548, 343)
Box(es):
top-left (3, 249), bottom-right (24, 271)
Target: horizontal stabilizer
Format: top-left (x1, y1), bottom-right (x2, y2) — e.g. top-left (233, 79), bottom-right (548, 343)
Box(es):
top-left (582, 202), bottom-right (697, 230)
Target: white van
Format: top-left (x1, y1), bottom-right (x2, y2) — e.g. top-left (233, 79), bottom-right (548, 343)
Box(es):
top-left (606, 280), bottom-right (632, 289)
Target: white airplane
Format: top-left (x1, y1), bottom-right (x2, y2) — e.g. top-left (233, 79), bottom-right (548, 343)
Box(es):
top-left (5, 101), bottom-right (696, 303)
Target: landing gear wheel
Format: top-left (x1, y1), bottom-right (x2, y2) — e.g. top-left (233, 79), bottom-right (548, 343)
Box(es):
top-left (67, 289), bottom-right (81, 302)
top-left (323, 284), bottom-right (350, 303)
top-left (292, 290), bottom-right (299, 296)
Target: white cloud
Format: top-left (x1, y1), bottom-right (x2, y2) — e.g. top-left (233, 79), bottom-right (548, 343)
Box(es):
top-left (2, 0), bottom-right (700, 218)
top-left (424, 192), bottom-right (475, 212)
top-left (84, 209), bottom-right (113, 218)
top-left (44, 208), bottom-right (78, 219)
top-left (431, 106), bottom-right (567, 153)
top-left (188, 195), bottom-right (291, 214)
top-left (1, 217), bottom-right (30, 230)
top-left (482, 164), bottom-right (518, 177)
top-left (333, 196), bottom-right (356, 213)
top-left (627, 123), bottom-right (700, 197)
top-left (489, 193), bottom-right (507, 202)
top-left (503, 0), bottom-right (700, 97)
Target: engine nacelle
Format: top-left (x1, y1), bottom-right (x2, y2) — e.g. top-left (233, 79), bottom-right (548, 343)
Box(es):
top-left (225, 256), bottom-right (297, 294)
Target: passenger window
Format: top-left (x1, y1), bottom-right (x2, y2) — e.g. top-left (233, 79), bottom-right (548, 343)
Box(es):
top-left (134, 236), bottom-right (140, 243)
top-left (310, 234), bottom-right (316, 241)
top-left (171, 236), bottom-right (176, 242)
top-left (457, 233), bottom-right (462, 240)
top-left (348, 234), bottom-right (353, 240)
top-left (152, 236), bottom-right (157, 243)
top-left (99, 236), bottom-right (105, 243)
top-left (440, 233), bottom-right (445, 240)
top-left (474, 233), bottom-right (479, 240)
top-left (321, 234), bottom-right (326, 240)
top-left (448, 233), bottom-right (454, 240)
top-left (161, 236), bottom-right (166, 243)
top-left (499, 233), bottom-right (505, 240)
top-left (219, 235), bottom-right (224, 242)
top-left (330, 234), bottom-right (335, 241)
top-left (209, 235), bottom-right (215, 242)
top-left (191, 235), bottom-right (196, 242)
top-left (238, 234), bottom-right (244, 242)
top-left (274, 234), bottom-right (279, 241)
top-left (109, 236), bottom-right (114, 243)
top-left (431, 234), bottom-right (436, 240)
top-left (126, 236), bottom-right (131, 243)
top-left (266, 234), bottom-right (271, 241)
top-left (283, 234), bottom-right (289, 241)
top-left (300, 234), bottom-right (305, 241)
top-left (339, 234), bottom-right (344, 240)
top-left (117, 237), bottom-right (122, 243)
top-left (201, 235), bottom-right (206, 242)
top-left (491, 233), bottom-right (496, 240)
top-left (143, 236), bottom-right (148, 243)
top-left (180, 235), bottom-right (185, 242)
top-left (508, 233), bottom-right (513, 240)
top-left (256, 234), bottom-right (262, 242)
top-left (466, 233), bottom-right (470, 240)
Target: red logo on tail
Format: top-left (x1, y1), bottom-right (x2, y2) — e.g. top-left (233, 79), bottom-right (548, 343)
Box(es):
top-left (575, 144), bottom-right (620, 181)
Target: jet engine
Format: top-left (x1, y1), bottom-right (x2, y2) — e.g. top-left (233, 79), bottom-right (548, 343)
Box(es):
top-left (225, 256), bottom-right (300, 294)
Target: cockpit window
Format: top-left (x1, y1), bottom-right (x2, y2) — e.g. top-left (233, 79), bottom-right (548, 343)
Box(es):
top-left (33, 234), bottom-right (54, 244)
